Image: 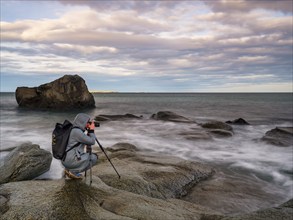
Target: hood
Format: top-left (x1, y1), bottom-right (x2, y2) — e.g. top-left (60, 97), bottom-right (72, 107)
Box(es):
top-left (73, 113), bottom-right (91, 130)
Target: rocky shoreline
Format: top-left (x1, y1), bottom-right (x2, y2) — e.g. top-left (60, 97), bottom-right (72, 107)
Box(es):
top-left (94, 111), bottom-right (293, 145)
top-left (0, 140), bottom-right (292, 220)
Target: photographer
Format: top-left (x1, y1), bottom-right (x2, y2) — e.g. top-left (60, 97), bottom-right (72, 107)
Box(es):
top-left (62, 113), bottom-right (98, 179)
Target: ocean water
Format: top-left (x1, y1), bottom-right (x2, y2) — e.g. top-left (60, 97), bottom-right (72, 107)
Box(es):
top-left (0, 92), bottom-right (292, 202)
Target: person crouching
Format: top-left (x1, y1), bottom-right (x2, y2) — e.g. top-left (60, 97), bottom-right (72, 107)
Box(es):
top-left (62, 113), bottom-right (98, 179)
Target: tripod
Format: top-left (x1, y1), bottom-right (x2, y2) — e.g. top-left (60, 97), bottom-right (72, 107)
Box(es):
top-left (85, 136), bottom-right (121, 185)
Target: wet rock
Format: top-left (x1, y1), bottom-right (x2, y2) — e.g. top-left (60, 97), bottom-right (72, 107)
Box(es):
top-left (98, 143), bottom-right (215, 199)
top-left (15, 74), bottom-right (95, 109)
top-left (226, 118), bottom-right (250, 125)
top-left (209, 129), bottom-right (233, 138)
top-left (179, 130), bottom-right (213, 141)
top-left (183, 172), bottom-right (285, 216)
top-left (261, 127), bottom-right (293, 147)
top-left (107, 142), bottom-right (138, 152)
top-left (95, 114), bottom-right (143, 122)
top-left (201, 121), bottom-right (234, 138)
top-left (0, 180), bottom-right (217, 220)
top-left (151, 111), bottom-right (194, 123)
top-left (201, 121), bottom-right (233, 132)
top-left (0, 143), bottom-right (219, 220)
top-left (202, 198), bottom-right (293, 220)
top-left (0, 143), bottom-right (52, 184)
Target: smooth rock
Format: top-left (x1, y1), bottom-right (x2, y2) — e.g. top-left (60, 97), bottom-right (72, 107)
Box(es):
top-left (15, 74), bottom-right (95, 109)
top-left (202, 121), bottom-right (233, 132)
top-left (183, 172), bottom-right (285, 216)
top-left (100, 143), bottom-right (215, 199)
top-left (179, 130), bottom-right (213, 141)
top-left (202, 198), bottom-right (293, 220)
top-left (95, 114), bottom-right (142, 122)
top-left (0, 143), bottom-right (219, 220)
top-left (209, 129), bottom-right (233, 138)
top-left (0, 143), bottom-right (52, 184)
top-left (226, 118), bottom-right (250, 125)
top-left (261, 127), bottom-right (293, 147)
top-left (0, 180), bottom-right (217, 220)
top-left (151, 111), bottom-right (194, 123)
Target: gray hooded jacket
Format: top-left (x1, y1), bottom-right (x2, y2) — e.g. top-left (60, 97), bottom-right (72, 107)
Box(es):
top-left (62, 113), bottom-right (97, 173)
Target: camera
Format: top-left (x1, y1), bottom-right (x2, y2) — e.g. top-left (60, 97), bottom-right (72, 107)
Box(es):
top-left (94, 120), bottom-right (100, 127)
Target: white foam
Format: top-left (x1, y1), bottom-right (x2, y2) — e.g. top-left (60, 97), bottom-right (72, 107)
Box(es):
top-left (0, 117), bottom-right (292, 200)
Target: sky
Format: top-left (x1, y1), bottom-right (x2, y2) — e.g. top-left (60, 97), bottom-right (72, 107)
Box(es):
top-left (0, 0), bottom-right (292, 92)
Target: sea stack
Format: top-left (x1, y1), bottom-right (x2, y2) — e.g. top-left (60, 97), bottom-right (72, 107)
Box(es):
top-left (15, 74), bottom-right (95, 109)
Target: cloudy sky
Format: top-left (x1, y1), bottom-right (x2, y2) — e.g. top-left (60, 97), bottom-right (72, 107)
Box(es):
top-left (1, 0), bottom-right (292, 92)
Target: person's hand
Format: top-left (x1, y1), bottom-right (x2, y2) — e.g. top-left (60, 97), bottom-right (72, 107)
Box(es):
top-left (88, 121), bottom-right (95, 130)
top-left (86, 121), bottom-right (95, 133)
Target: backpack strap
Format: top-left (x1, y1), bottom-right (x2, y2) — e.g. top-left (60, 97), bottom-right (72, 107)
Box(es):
top-left (62, 142), bottom-right (80, 161)
top-left (62, 126), bottom-right (82, 161)
top-left (65, 142), bottom-right (81, 154)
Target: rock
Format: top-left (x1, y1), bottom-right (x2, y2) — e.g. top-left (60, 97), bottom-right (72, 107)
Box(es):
top-left (202, 121), bottom-right (233, 132)
top-left (0, 143), bottom-right (219, 220)
top-left (0, 180), bottom-right (217, 220)
top-left (209, 129), bottom-right (233, 138)
top-left (183, 172), bottom-right (285, 216)
top-left (202, 198), bottom-right (293, 220)
top-left (0, 194), bottom-right (9, 214)
top-left (0, 143), bottom-right (52, 184)
top-left (151, 111), bottom-right (194, 123)
top-left (179, 130), bottom-right (213, 141)
top-left (98, 143), bottom-right (215, 199)
top-left (107, 142), bottom-right (138, 152)
top-left (15, 74), bottom-right (95, 109)
top-left (95, 114), bottom-right (143, 122)
top-left (0, 142), bottom-right (288, 220)
top-left (261, 127), bottom-right (293, 147)
top-left (226, 118), bottom-right (250, 125)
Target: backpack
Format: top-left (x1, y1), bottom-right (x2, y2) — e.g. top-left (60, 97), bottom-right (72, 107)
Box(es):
top-left (52, 120), bottom-right (80, 160)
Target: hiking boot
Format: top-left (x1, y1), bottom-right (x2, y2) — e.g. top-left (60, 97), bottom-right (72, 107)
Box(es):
top-left (64, 169), bottom-right (83, 179)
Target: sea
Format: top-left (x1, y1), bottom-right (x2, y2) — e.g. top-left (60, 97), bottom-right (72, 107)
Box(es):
top-left (1, 92), bottom-right (292, 202)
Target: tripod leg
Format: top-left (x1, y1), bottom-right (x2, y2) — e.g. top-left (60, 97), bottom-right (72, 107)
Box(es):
top-left (90, 160), bottom-right (92, 185)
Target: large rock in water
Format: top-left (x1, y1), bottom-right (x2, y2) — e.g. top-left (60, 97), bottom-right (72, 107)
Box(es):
top-left (15, 75), bottom-right (95, 109)
top-left (0, 143), bottom-right (52, 184)
top-left (261, 127), bottom-right (293, 147)
top-left (151, 111), bottom-right (194, 123)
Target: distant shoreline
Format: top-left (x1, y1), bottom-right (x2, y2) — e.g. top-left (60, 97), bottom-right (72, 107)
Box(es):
top-left (0, 91), bottom-right (292, 94)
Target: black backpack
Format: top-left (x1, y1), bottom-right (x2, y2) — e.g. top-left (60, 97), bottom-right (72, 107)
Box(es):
top-left (52, 120), bottom-right (80, 160)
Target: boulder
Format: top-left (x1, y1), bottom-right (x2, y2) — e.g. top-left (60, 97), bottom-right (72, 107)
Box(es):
top-left (261, 127), bottom-right (293, 147)
top-left (95, 114), bottom-right (143, 122)
top-left (202, 121), bottom-right (233, 132)
top-left (0, 143), bottom-right (52, 184)
top-left (226, 118), bottom-right (250, 125)
top-left (151, 111), bottom-right (194, 123)
top-left (15, 74), bottom-right (95, 109)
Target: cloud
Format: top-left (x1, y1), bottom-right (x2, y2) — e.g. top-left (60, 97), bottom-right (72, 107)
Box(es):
top-left (53, 43), bottom-right (118, 54)
top-left (0, 0), bottom-right (292, 92)
top-left (57, 0), bottom-right (180, 13)
top-left (206, 0), bottom-right (293, 13)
